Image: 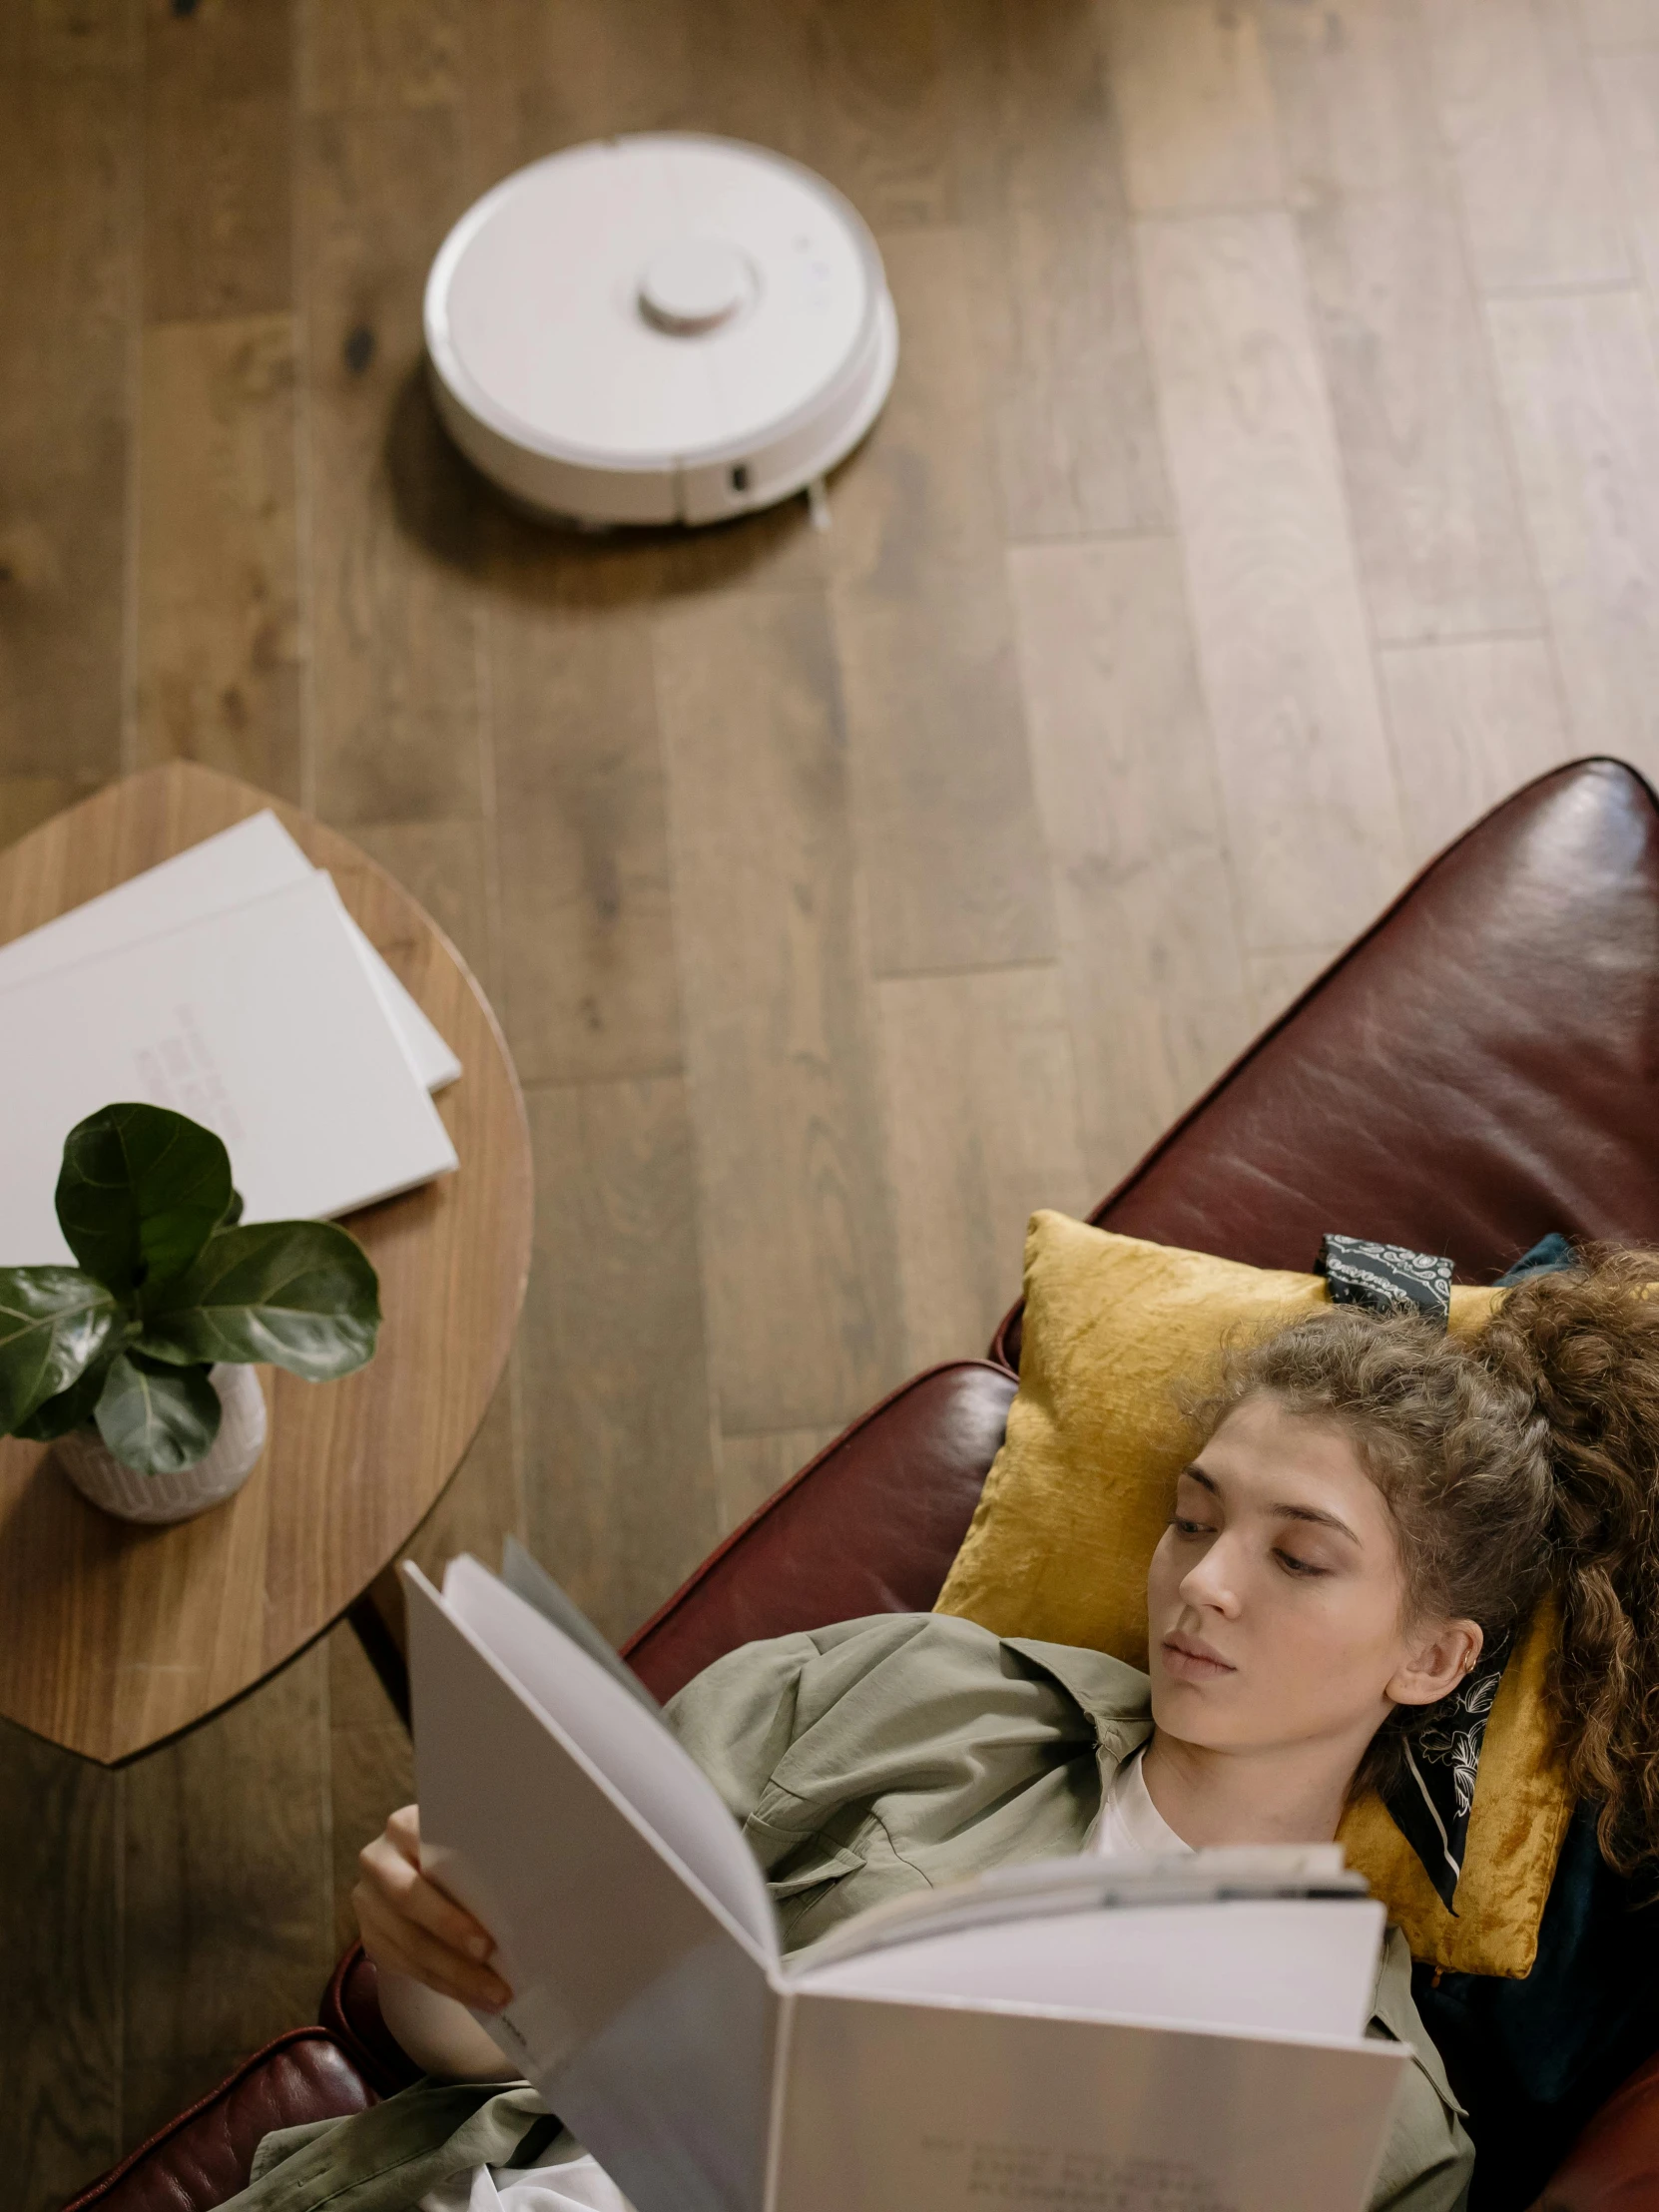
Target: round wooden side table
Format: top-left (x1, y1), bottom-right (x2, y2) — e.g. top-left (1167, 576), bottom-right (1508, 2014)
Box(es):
top-left (0, 763), bottom-right (533, 1764)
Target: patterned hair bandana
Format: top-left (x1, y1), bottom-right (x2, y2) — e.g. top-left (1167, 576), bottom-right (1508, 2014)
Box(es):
top-left (1313, 1231), bottom-right (1570, 1910)
top-left (1316, 1231), bottom-right (1454, 1322)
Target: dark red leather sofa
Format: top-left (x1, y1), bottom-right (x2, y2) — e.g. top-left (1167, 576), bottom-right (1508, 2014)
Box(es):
top-left (62, 759), bottom-right (1659, 2212)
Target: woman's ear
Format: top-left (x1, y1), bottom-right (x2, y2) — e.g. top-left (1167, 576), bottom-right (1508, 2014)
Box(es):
top-left (1386, 1618), bottom-right (1484, 1709)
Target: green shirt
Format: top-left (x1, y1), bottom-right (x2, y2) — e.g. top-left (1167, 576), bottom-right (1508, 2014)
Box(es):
top-left (233, 1610), bottom-right (1473, 2211)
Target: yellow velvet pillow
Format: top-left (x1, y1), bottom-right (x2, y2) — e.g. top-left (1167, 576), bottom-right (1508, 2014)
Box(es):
top-left (934, 1211), bottom-right (1571, 1975)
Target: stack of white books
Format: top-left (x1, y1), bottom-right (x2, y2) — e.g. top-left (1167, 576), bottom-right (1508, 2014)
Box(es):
top-left (405, 1549), bottom-right (1413, 2212)
top-left (0, 813), bottom-right (461, 1266)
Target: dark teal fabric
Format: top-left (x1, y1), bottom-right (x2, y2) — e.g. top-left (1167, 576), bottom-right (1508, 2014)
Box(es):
top-left (1413, 1806), bottom-right (1659, 2211)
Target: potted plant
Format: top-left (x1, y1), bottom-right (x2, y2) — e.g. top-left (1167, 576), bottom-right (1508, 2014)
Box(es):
top-left (0, 1101), bottom-right (380, 1525)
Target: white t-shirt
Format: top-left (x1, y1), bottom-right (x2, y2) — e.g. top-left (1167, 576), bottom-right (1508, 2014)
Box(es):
top-left (422, 2146), bottom-right (629, 2212)
top-left (1088, 1748), bottom-right (1193, 1860)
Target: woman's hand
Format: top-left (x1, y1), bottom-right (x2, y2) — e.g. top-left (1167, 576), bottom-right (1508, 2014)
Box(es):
top-left (353, 1804), bottom-right (512, 2013)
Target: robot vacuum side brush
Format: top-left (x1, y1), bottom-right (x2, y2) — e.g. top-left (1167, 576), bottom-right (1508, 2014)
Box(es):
top-left (424, 133), bottom-right (899, 529)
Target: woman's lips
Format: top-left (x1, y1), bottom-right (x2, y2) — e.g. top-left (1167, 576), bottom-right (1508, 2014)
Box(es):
top-left (1161, 1634), bottom-right (1237, 1683)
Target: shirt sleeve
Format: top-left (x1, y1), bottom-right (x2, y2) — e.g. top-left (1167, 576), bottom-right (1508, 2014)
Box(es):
top-left (664, 1627), bottom-right (832, 1829)
top-left (1366, 1929), bottom-right (1475, 2212)
top-left (662, 1614), bottom-right (954, 1834)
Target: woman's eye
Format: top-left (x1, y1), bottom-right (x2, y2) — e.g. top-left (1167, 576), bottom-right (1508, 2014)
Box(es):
top-left (1172, 1516), bottom-right (1212, 1537)
top-left (1274, 1548), bottom-right (1329, 1578)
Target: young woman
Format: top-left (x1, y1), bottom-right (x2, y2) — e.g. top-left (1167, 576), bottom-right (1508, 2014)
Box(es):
top-left (243, 1250), bottom-right (1659, 2212)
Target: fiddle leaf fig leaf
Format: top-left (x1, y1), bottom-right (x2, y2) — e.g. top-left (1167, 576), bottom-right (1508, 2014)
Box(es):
top-left (56, 1103), bottom-right (233, 1297)
top-left (139, 1222), bottom-right (380, 1381)
top-left (94, 1352), bottom-right (221, 1476)
top-left (0, 1268), bottom-right (125, 1433)
top-left (13, 1354), bottom-right (116, 1441)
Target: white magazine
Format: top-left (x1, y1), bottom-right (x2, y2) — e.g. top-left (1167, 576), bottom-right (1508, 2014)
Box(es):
top-left (0, 872), bottom-right (458, 1265)
top-left (405, 1557), bottom-right (1410, 2212)
top-left (0, 813), bottom-right (461, 1092)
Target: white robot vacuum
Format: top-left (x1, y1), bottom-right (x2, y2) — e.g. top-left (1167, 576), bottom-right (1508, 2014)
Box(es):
top-left (424, 133), bottom-right (899, 528)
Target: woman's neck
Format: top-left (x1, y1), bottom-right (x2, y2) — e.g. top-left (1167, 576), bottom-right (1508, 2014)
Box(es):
top-left (1138, 1727), bottom-right (1366, 1850)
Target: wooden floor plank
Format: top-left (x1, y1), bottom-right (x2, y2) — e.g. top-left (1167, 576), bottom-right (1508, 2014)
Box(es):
top-left (1425, 0), bottom-right (1628, 291)
top-left (655, 590), bottom-right (907, 1434)
top-left (0, 35), bottom-right (137, 782)
top-left (1262, 0), bottom-right (1537, 642)
top-left (1100, 0), bottom-right (1285, 215)
top-left (1261, 0), bottom-right (1438, 201)
top-left (832, 566), bottom-right (1056, 976)
top-left (1248, 943), bottom-right (1350, 1029)
top-left (0, 1721), bottom-right (121, 2212)
top-left (136, 315), bottom-right (303, 798)
top-left (1379, 638), bottom-right (1574, 864)
top-left (1134, 213), bottom-right (1407, 953)
top-left (717, 1424), bottom-right (845, 1533)
top-left (801, 0), bottom-right (958, 229)
top-left (143, 0), bottom-right (293, 322)
top-left (396, 1361), bottom-right (525, 1599)
top-left (946, 0), bottom-right (1169, 541)
top-left (1296, 183), bottom-right (1538, 644)
top-left (327, 1620), bottom-right (414, 1953)
top-left (460, 0), bottom-right (815, 188)
top-left (486, 573), bottom-right (684, 1086)
top-left (825, 226), bottom-right (1004, 588)
top-left (1008, 536), bottom-right (1256, 1192)
top-left (122, 1647), bottom-right (334, 2150)
top-left (521, 1076), bottom-right (721, 1643)
top-left (1596, 50), bottom-right (1659, 314)
top-left (352, 815), bottom-right (498, 997)
top-left (301, 106), bottom-right (484, 826)
top-left (878, 964), bottom-right (1089, 1369)
top-left (1578, 0), bottom-right (1659, 47)
top-left (299, 0), bottom-right (461, 114)
top-left (1486, 288), bottom-right (1659, 780)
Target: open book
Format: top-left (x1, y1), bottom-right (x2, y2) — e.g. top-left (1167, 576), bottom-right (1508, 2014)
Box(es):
top-left (405, 1555), bottom-right (1411, 2212)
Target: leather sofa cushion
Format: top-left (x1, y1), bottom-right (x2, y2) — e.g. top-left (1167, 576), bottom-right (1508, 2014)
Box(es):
top-left (64, 2029), bottom-right (373, 2211)
top-left (1529, 2050), bottom-right (1659, 2209)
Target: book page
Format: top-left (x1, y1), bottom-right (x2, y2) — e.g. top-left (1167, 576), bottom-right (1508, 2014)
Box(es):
top-left (500, 1536), bottom-right (663, 1717)
top-left (405, 1563), bottom-right (777, 2212)
top-left (439, 1556), bottom-right (777, 1956)
top-left (793, 1896), bottom-right (1385, 2042)
top-left (774, 1993), bottom-right (1406, 2212)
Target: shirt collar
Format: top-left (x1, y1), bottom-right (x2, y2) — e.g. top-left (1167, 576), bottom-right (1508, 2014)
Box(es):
top-left (1000, 1635), bottom-right (1155, 1764)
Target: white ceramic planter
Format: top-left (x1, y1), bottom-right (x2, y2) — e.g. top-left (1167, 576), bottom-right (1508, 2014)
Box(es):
top-left (56, 1364), bottom-right (269, 1526)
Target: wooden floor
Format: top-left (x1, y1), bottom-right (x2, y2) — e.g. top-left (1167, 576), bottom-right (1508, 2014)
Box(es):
top-left (6, 0), bottom-right (1659, 2196)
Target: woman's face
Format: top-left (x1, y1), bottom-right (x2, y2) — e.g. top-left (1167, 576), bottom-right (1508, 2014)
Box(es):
top-left (1145, 1392), bottom-right (1478, 1758)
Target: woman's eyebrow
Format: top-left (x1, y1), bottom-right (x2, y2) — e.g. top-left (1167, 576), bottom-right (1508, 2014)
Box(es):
top-left (1181, 1462), bottom-right (1362, 1544)
top-left (1276, 1501), bottom-right (1362, 1543)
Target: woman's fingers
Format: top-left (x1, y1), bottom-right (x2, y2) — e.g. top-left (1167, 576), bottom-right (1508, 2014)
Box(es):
top-left (353, 1806), bottom-right (511, 2011)
top-left (357, 1825), bottom-right (495, 1961)
top-left (354, 1877), bottom-right (513, 2011)
top-left (384, 1802), bottom-right (423, 1866)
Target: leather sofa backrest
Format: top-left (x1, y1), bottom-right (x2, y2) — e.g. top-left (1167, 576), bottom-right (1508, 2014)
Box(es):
top-left (995, 759), bottom-right (1659, 1367)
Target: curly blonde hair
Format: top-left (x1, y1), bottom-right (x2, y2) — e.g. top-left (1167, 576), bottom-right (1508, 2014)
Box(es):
top-left (1198, 1247), bottom-right (1659, 1876)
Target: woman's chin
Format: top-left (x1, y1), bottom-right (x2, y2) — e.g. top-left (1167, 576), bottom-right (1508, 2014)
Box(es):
top-left (1149, 1668), bottom-right (1238, 1733)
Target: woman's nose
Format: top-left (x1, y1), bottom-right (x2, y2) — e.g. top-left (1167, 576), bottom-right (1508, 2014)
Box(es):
top-left (1179, 1536), bottom-right (1243, 1615)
